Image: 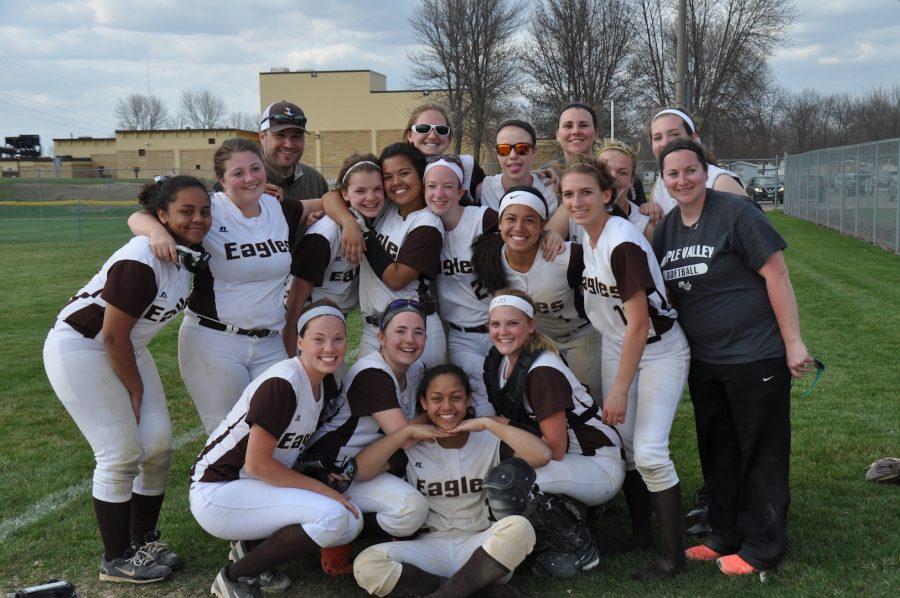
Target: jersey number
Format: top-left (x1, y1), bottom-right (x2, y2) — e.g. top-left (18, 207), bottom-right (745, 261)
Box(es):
top-left (470, 280), bottom-right (489, 300)
top-left (613, 305), bottom-right (628, 326)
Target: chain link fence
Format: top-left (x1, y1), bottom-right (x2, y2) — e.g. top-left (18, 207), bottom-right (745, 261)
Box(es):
top-left (783, 139), bottom-right (900, 252)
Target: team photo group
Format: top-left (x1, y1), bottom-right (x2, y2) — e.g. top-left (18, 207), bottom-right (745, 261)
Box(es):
top-left (43, 95), bottom-right (815, 597)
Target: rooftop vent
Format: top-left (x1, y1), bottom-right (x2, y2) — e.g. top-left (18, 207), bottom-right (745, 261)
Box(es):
top-left (269, 67), bottom-right (290, 73)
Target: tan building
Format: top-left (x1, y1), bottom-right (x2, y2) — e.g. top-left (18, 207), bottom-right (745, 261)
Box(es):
top-left (1, 156), bottom-right (98, 178)
top-left (54, 128), bottom-right (257, 179)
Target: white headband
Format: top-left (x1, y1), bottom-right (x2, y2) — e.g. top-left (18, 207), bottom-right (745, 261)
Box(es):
top-left (297, 306), bottom-right (346, 334)
top-left (489, 295), bottom-right (535, 319)
top-left (653, 109), bottom-right (696, 135)
top-left (424, 159), bottom-right (464, 184)
top-left (499, 190), bottom-right (547, 220)
top-left (341, 160), bottom-right (381, 186)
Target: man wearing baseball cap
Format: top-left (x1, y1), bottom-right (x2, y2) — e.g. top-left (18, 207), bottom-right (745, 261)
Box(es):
top-left (258, 100), bottom-right (328, 211)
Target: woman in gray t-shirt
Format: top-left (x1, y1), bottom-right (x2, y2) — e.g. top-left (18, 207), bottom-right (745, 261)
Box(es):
top-left (651, 138), bottom-right (813, 576)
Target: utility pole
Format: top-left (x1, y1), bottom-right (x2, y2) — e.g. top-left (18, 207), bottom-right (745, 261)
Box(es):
top-left (676, 0), bottom-right (687, 109)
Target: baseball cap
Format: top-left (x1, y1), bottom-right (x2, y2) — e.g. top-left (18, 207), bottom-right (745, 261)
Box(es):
top-left (260, 100), bottom-right (308, 133)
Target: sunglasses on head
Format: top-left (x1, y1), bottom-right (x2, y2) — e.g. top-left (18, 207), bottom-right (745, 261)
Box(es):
top-left (263, 113), bottom-right (307, 129)
top-left (496, 143), bottom-right (533, 157)
top-left (412, 123), bottom-right (451, 136)
top-left (425, 154), bottom-right (462, 167)
top-left (379, 298), bottom-right (427, 330)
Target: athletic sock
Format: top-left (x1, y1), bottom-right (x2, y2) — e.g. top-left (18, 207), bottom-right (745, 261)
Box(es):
top-left (93, 497), bottom-right (132, 560)
top-left (228, 525), bottom-right (318, 580)
top-left (428, 548), bottom-right (509, 598)
top-left (130, 492), bottom-right (165, 543)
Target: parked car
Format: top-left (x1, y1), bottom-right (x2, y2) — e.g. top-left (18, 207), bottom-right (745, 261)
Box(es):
top-left (746, 175), bottom-right (783, 203)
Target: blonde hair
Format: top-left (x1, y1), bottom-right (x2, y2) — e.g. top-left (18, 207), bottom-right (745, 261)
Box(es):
top-left (493, 288), bottom-right (560, 357)
top-left (595, 138), bottom-right (639, 175)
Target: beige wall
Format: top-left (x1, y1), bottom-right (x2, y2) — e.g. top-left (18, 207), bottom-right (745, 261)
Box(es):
top-left (260, 70), bottom-right (439, 133)
top-left (2, 159), bottom-right (99, 178)
top-left (111, 129), bottom-right (256, 178)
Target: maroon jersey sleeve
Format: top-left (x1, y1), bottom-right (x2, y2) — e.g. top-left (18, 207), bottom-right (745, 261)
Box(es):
top-left (281, 199), bottom-right (305, 247)
top-left (567, 243), bottom-right (585, 289)
top-left (348, 369), bottom-right (400, 416)
top-left (610, 242), bottom-right (654, 302)
top-left (396, 226), bottom-right (443, 278)
top-left (525, 366), bottom-right (574, 421)
top-left (292, 233), bottom-right (331, 284)
top-left (101, 260), bottom-right (157, 318)
top-left (246, 378), bottom-right (298, 440)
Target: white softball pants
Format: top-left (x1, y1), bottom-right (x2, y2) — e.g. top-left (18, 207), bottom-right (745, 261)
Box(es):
top-left (557, 330), bottom-right (603, 403)
top-left (179, 316), bottom-right (288, 434)
top-left (345, 473), bottom-right (430, 538)
top-left (535, 445), bottom-right (625, 506)
top-left (357, 313), bottom-right (447, 369)
top-left (189, 479), bottom-right (363, 547)
top-left (446, 328), bottom-right (495, 417)
top-left (354, 516), bottom-right (535, 596)
top-left (43, 328), bottom-right (172, 503)
top-left (600, 325), bottom-right (690, 493)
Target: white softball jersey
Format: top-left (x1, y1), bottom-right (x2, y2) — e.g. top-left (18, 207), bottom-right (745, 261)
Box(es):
top-left (293, 215), bottom-right (359, 313)
top-left (191, 357), bottom-right (331, 483)
top-left (306, 352), bottom-right (426, 461)
top-left (359, 204), bottom-right (444, 318)
top-left (651, 163), bottom-right (741, 215)
top-left (54, 235), bottom-right (190, 348)
top-left (188, 191), bottom-right (302, 331)
top-left (502, 242), bottom-right (592, 343)
top-left (405, 429), bottom-right (507, 534)
top-left (497, 351), bottom-right (620, 457)
top-left (568, 199), bottom-right (649, 243)
top-left (479, 173), bottom-right (559, 216)
top-left (436, 206), bottom-right (497, 328)
top-left (582, 216), bottom-right (677, 349)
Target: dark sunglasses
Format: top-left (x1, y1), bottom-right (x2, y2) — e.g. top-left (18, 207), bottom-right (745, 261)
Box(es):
top-left (379, 298), bottom-right (427, 330)
top-left (425, 154), bottom-right (463, 167)
top-left (412, 123), bottom-right (451, 136)
top-left (175, 245), bottom-right (211, 273)
top-left (496, 143), bottom-right (533, 157)
top-left (262, 113), bottom-right (307, 129)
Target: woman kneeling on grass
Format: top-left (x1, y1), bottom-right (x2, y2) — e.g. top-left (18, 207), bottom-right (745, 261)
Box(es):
top-left (352, 364), bottom-right (551, 597)
top-left (189, 301), bottom-right (362, 598)
top-left (44, 176), bottom-right (211, 584)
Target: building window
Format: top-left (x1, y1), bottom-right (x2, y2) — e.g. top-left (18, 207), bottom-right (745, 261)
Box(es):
top-left (208, 138), bottom-right (215, 144)
top-left (195, 164), bottom-right (201, 170)
top-left (138, 149), bottom-right (146, 157)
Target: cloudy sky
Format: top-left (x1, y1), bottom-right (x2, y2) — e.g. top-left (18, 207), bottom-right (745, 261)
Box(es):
top-left (0, 0), bottom-right (897, 155)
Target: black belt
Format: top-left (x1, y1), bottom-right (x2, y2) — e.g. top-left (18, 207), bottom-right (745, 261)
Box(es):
top-left (447, 322), bottom-right (488, 334)
top-left (196, 316), bottom-right (275, 338)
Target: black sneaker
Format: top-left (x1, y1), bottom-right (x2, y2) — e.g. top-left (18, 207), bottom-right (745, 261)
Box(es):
top-left (99, 548), bottom-right (172, 584)
top-left (138, 529), bottom-right (182, 570)
top-left (211, 566), bottom-right (261, 598)
top-left (229, 541), bottom-right (291, 593)
top-left (531, 540), bottom-right (600, 578)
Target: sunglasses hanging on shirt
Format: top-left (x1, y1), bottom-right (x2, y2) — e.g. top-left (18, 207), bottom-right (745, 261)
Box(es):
top-left (175, 245), bottom-right (211, 273)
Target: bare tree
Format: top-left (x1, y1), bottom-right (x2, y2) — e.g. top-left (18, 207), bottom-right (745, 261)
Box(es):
top-left (114, 94), bottom-right (170, 130)
top-left (408, 0), bottom-right (524, 159)
top-left (632, 0), bottom-right (796, 151)
top-left (780, 89), bottom-right (825, 154)
top-left (519, 0), bottom-right (634, 136)
top-left (228, 110), bottom-right (259, 132)
top-left (178, 89), bottom-right (227, 129)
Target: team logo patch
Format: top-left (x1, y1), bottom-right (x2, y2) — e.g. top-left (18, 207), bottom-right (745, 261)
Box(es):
top-left (159, 291), bottom-right (167, 298)
top-left (414, 461), bottom-right (423, 468)
top-left (678, 281), bottom-right (692, 291)
top-left (220, 226), bottom-right (228, 232)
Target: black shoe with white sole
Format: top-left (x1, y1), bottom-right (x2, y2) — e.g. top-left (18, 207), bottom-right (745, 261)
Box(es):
top-left (99, 547), bottom-right (172, 584)
top-left (228, 541), bottom-right (291, 593)
top-left (211, 566), bottom-right (261, 598)
top-left (137, 529), bottom-right (182, 570)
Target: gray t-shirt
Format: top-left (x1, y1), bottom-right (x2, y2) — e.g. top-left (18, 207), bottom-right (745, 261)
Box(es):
top-left (651, 190), bottom-right (787, 364)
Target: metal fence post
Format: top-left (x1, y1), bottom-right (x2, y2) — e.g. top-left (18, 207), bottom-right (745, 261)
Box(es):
top-left (873, 142), bottom-right (879, 245)
top-left (855, 146), bottom-right (860, 238)
top-left (895, 140), bottom-right (899, 253)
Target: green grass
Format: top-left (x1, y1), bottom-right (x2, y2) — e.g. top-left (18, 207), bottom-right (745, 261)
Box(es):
top-left (0, 212), bottom-right (898, 596)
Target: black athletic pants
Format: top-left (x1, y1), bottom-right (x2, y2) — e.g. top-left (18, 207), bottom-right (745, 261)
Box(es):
top-left (688, 357), bottom-right (791, 570)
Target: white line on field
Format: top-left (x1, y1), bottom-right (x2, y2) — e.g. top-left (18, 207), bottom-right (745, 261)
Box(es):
top-left (0, 426), bottom-right (204, 542)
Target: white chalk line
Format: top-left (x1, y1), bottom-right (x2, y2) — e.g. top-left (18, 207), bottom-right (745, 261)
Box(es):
top-left (0, 426), bottom-right (204, 541)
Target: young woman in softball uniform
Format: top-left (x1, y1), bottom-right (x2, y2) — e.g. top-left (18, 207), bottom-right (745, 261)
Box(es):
top-left (282, 153), bottom-right (384, 355)
top-left (471, 187), bottom-right (602, 402)
top-left (303, 301), bottom-right (435, 543)
top-left (478, 119), bottom-right (558, 216)
top-left (129, 138), bottom-right (308, 434)
top-left (323, 143), bottom-right (446, 368)
top-left (561, 154), bottom-right (691, 580)
top-left (190, 301), bottom-right (362, 597)
top-left (352, 364), bottom-right (550, 597)
top-left (424, 156), bottom-right (498, 416)
top-left (44, 176), bottom-right (211, 584)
